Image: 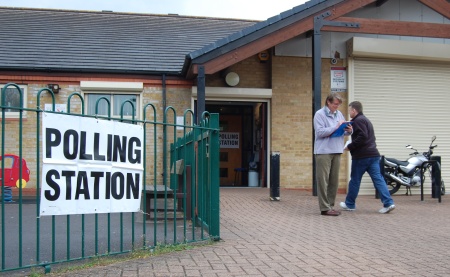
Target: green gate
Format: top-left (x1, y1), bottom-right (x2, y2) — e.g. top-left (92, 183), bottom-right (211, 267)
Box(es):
top-left (0, 83), bottom-right (220, 273)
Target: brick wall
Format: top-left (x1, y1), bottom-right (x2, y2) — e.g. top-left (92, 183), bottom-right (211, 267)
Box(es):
top-left (205, 54), bottom-right (271, 88)
top-left (271, 56), bottom-right (350, 191)
top-left (1, 82), bottom-right (193, 194)
top-left (202, 54), bottom-right (350, 191)
top-left (2, 56), bottom-right (351, 194)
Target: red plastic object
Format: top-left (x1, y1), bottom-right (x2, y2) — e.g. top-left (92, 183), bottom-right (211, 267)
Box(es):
top-left (0, 154), bottom-right (30, 187)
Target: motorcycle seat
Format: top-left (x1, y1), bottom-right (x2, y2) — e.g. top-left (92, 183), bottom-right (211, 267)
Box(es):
top-left (385, 157), bottom-right (408, 166)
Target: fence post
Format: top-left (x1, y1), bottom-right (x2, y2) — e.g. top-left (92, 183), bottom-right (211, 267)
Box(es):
top-left (208, 113), bottom-right (220, 240)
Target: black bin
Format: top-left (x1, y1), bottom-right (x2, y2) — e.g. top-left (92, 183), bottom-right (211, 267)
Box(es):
top-left (270, 152), bottom-right (280, 201)
top-left (430, 156), bottom-right (442, 200)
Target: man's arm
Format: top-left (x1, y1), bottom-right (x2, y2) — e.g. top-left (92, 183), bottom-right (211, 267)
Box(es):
top-left (314, 111), bottom-right (343, 138)
top-left (347, 119), bottom-right (369, 151)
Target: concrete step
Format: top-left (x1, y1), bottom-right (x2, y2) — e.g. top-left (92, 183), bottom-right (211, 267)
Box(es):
top-left (141, 185), bottom-right (186, 220)
top-left (146, 198), bottom-right (181, 211)
top-left (147, 210), bottom-right (185, 220)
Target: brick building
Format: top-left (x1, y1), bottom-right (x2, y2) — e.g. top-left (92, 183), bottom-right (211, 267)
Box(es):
top-left (1, 0), bottom-right (450, 195)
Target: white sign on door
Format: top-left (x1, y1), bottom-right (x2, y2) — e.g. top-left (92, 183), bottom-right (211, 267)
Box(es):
top-left (219, 132), bottom-right (239, 149)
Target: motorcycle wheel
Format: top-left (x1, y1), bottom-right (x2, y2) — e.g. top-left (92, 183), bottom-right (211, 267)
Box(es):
top-left (386, 180), bottom-right (401, 195)
top-left (441, 180), bottom-right (445, 196)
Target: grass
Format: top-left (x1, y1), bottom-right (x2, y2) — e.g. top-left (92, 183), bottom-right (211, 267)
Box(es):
top-left (27, 240), bottom-right (214, 277)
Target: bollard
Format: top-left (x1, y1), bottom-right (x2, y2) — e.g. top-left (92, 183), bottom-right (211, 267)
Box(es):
top-left (270, 151), bottom-right (280, 201)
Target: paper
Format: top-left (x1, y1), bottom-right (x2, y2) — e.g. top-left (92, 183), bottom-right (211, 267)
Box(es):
top-left (331, 121), bottom-right (352, 137)
top-left (344, 140), bottom-right (351, 149)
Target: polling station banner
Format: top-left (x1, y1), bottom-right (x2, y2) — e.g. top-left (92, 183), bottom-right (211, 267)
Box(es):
top-left (40, 113), bottom-right (144, 216)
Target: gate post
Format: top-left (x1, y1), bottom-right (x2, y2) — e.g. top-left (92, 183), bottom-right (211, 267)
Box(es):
top-left (208, 113), bottom-right (220, 240)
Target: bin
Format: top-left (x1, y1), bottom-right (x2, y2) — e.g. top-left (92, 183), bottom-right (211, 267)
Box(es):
top-left (248, 171), bottom-right (258, 187)
top-left (430, 156), bottom-right (442, 200)
top-left (248, 161), bottom-right (258, 187)
top-left (270, 151), bottom-right (280, 200)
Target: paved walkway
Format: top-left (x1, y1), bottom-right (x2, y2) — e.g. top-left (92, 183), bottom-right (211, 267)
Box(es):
top-left (13, 188), bottom-right (450, 276)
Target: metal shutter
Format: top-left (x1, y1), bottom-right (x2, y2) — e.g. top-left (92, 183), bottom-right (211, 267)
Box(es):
top-left (349, 58), bottom-right (450, 196)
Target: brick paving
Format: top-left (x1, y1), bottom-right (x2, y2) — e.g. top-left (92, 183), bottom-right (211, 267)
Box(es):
top-left (13, 188), bottom-right (450, 276)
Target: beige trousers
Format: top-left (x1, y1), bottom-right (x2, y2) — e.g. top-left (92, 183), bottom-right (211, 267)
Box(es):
top-left (315, 154), bottom-right (341, 212)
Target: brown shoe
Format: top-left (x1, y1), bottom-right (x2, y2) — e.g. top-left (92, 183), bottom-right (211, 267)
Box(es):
top-left (321, 210), bottom-right (340, 216)
top-left (332, 209), bottom-right (341, 215)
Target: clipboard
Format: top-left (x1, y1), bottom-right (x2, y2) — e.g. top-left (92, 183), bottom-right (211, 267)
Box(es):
top-left (331, 121), bottom-right (352, 137)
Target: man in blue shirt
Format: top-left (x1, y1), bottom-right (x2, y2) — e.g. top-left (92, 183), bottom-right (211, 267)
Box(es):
top-left (314, 93), bottom-right (352, 216)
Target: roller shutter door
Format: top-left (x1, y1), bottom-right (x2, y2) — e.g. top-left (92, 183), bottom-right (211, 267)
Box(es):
top-left (351, 58), bottom-right (450, 196)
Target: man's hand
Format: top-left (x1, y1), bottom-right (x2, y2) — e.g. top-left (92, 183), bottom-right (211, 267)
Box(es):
top-left (344, 124), bottom-right (353, 132)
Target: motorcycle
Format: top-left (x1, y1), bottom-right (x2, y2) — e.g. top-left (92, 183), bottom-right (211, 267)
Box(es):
top-left (383, 135), bottom-right (445, 196)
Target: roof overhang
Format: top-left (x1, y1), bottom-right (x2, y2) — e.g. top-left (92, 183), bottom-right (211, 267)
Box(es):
top-left (186, 0), bottom-right (450, 78)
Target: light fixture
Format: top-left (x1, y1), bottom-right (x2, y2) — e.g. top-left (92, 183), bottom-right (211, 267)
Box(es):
top-left (47, 84), bottom-right (60, 94)
top-left (258, 50), bottom-right (270, 62)
top-left (225, 72), bottom-right (239, 87)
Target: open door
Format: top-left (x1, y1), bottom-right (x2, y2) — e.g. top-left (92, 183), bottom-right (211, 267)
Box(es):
top-left (219, 114), bottom-right (242, 186)
top-left (206, 102), bottom-right (267, 187)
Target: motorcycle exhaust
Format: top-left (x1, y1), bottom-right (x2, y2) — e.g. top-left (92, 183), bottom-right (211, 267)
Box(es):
top-left (388, 173), bottom-right (410, 186)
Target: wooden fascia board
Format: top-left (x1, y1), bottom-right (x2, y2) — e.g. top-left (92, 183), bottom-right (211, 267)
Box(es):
top-left (190, 0), bottom-right (377, 75)
top-left (324, 17), bottom-right (450, 39)
top-left (418, 0), bottom-right (450, 20)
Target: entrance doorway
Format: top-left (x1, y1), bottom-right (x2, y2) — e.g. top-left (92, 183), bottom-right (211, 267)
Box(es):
top-left (206, 102), bottom-right (267, 187)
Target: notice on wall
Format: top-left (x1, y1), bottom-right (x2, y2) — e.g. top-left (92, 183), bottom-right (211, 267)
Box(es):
top-left (331, 67), bottom-right (347, 92)
top-left (44, 103), bottom-right (67, 113)
top-left (176, 116), bottom-right (184, 130)
top-left (40, 113), bottom-right (144, 216)
top-left (220, 132), bottom-right (239, 149)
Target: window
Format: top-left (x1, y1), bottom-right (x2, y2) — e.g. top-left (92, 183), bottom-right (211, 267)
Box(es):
top-left (3, 156), bottom-right (14, 168)
top-left (81, 81), bottom-right (143, 120)
top-left (86, 93), bottom-right (139, 119)
top-left (1, 84), bottom-right (27, 118)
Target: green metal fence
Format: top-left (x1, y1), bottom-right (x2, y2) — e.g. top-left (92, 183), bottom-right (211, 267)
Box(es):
top-left (0, 83), bottom-right (220, 273)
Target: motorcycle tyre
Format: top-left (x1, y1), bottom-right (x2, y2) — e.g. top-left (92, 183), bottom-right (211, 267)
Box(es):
top-left (386, 180), bottom-right (401, 195)
top-left (441, 180), bottom-right (445, 196)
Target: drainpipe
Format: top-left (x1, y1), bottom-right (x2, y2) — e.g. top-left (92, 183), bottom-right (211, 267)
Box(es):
top-left (197, 65), bottom-right (205, 124)
top-left (312, 16), bottom-right (322, 197)
top-left (162, 74), bottom-right (166, 111)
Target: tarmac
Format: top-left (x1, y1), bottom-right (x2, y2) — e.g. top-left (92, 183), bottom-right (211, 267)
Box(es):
top-left (8, 187), bottom-right (450, 276)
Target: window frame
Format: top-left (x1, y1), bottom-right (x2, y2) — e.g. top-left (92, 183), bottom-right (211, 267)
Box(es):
top-left (1, 84), bottom-right (28, 118)
top-left (84, 91), bottom-right (141, 120)
top-left (81, 81), bottom-right (144, 121)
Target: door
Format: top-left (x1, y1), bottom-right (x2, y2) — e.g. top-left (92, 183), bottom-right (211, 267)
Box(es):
top-left (351, 58), bottom-right (450, 195)
top-left (219, 115), bottom-right (242, 186)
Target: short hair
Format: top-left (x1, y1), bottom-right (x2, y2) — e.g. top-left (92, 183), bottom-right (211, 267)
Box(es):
top-left (325, 93), bottom-right (342, 106)
top-left (349, 101), bottom-right (363, 113)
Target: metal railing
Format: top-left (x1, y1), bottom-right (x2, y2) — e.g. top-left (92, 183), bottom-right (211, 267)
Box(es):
top-left (0, 83), bottom-right (220, 273)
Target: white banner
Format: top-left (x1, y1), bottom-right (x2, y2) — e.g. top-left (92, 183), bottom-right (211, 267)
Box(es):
top-left (40, 113), bottom-right (144, 216)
